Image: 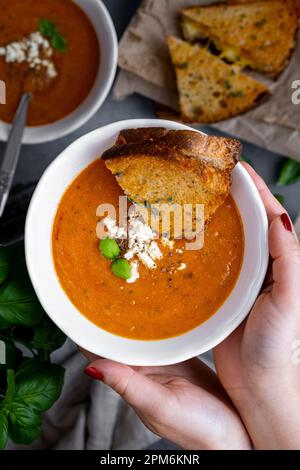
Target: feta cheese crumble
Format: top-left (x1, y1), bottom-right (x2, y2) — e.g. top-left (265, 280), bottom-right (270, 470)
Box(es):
top-left (0, 31), bottom-right (57, 79)
top-left (127, 261), bottom-right (140, 284)
top-left (101, 216), bottom-right (127, 239)
top-left (101, 210), bottom-right (163, 283)
top-left (124, 213), bottom-right (163, 268)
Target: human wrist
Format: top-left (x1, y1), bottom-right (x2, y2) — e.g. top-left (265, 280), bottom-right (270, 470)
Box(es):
top-left (163, 422), bottom-right (251, 450)
top-left (232, 384), bottom-right (300, 449)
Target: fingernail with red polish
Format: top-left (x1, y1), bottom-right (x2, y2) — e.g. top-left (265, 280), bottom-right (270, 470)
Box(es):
top-left (281, 213), bottom-right (292, 232)
top-left (84, 367), bottom-right (104, 381)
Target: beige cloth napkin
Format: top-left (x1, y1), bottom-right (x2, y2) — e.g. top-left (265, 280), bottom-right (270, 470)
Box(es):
top-left (114, 0), bottom-right (300, 161)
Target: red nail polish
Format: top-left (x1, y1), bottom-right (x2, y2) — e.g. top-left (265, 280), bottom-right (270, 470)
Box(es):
top-left (84, 367), bottom-right (104, 381)
top-left (281, 213), bottom-right (292, 232)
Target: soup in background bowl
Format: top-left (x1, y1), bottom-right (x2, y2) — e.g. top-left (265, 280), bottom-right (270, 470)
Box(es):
top-left (25, 119), bottom-right (269, 366)
top-left (0, 0), bottom-right (117, 144)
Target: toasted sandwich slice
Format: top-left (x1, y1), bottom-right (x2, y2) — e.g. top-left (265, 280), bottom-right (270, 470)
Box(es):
top-left (181, 0), bottom-right (299, 77)
top-left (167, 36), bottom-right (268, 123)
top-left (102, 128), bottom-right (241, 233)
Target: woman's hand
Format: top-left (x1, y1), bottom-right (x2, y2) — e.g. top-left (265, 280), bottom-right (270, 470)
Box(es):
top-left (82, 163), bottom-right (300, 450)
top-left (214, 163), bottom-right (300, 450)
top-left (83, 354), bottom-right (251, 450)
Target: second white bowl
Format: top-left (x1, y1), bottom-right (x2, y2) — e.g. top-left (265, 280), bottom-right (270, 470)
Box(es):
top-left (0, 0), bottom-right (118, 144)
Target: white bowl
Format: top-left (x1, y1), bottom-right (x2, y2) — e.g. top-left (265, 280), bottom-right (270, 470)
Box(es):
top-left (0, 0), bottom-right (118, 145)
top-left (25, 119), bottom-right (269, 366)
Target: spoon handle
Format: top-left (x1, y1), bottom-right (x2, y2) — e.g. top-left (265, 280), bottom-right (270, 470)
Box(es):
top-left (0, 93), bottom-right (31, 218)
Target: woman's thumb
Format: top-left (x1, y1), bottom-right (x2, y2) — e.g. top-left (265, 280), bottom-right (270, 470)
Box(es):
top-left (84, 359), bottom-right (167, 415)
top-left (269, 214), bottom-right (300, 303)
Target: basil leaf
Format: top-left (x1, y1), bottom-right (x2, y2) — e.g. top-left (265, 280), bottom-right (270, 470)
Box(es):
top-left (1, 369), bottom-right (16, 410)
top-left (0, 317), bottom-right (13, 331)
top-left (7, 400), bottom-right (42, 445)
top-left (0, 410), bottom-right (8, 449)
top-left (273, 193), bottom-right (285, 205)
top-left (0, 243), bottom-right (66, 449)
top-left (39, 19), bottom-right (58, 37)
top-left (32, 317), bottom-right (66, 354)
top-left (39, 18), bottom-right (68, 52)
top-left (8, 422), bottom-right (41, 445)
top-left (0, 243), bottom-right (42, 328)
top-left (8, 399), bottom-right (42, 428)
top-left (3, 371), bottom-right (43, 445)
top-left (0, 249), bottom-right (9, 285)
top-left (6, 369), bottom-right (15, 402)
top-left (15, 360), bottom-right (65, 412)
top-left (0, 275), bottom-right (42, 327)
top-left (277, 158), bottom-right (300, 186)
top-left (51, 33), bottom-right (68, 52)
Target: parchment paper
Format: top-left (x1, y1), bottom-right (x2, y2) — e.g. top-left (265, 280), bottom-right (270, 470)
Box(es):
top-left (114, 0), bottom-right (300, 160)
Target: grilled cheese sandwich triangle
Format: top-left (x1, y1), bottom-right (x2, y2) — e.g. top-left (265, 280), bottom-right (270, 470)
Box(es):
top-left (167, 36), bottom-right (268, 123)
top-left (181, 0), bottom-right (299, 77)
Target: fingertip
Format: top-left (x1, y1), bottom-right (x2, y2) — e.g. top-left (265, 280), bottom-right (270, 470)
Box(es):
top-left (269, 215), bottom-right (300, 303)
top-left (84, 359), bottom-right (166, 413)
top-left (84, 366), bottom-right (104, 381)
top-left (86, 358), bottom-right (132, 384)
top-left (241, 162), bottom-right (284, 221)
top-left (269, 215), bottom-right (298, 253)
top-left (280, 213), bottom-right (293, 233)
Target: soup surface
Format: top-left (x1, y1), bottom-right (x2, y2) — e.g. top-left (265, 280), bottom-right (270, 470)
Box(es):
top-left (52, 159), bottom-right (244, 340)
top-left (0, 0), bottom-right (99, 126)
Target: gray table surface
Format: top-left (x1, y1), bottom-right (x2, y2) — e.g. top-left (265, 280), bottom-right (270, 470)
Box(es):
top-left (0, 0), bottom-right (298, 451)
top-left (0, 0), bottom-right (299, 235)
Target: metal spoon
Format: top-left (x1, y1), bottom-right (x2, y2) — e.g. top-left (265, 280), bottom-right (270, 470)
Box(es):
top-left (0, 93), bottom-right (31, 218)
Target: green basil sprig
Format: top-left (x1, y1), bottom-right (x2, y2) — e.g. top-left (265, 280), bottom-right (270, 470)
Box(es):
top-left (277, 158), bottom-right (300, 186)
top-left (0, 243), bottom-right (66, 449)
top-left (39, 19), bottom-right (68, 52)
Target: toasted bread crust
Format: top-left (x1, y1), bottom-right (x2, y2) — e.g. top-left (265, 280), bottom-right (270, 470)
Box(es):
top-left (104, 128), bottom-right (241, 171)
top-left (115, 127), bottom-right (169, 145)
top-left (102, 128), bottom-right (242, 229)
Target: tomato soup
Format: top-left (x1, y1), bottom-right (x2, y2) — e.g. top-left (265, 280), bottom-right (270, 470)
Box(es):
top-left (0, 0), bottom-right (99, 126)
top-left (52, 159), bottom-right (244, 340)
